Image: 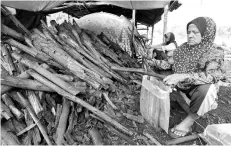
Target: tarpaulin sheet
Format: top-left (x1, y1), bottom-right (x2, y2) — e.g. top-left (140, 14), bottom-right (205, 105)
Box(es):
top-left (1, 1), bottom-right (169, 12)
top-left (1, 1), bottom-right (66, 11)
top-left (98, 1), bottom-right (169, 10)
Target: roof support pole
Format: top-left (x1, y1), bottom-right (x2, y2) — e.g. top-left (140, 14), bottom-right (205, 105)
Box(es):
top-left (151, 25), bottom-right (154, 45)
top-left (131, 9), bottom-right (137, 57)
top-left (163, 4), bottom-right (169, 42)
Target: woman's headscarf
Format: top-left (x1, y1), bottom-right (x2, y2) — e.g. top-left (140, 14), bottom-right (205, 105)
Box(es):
top-left (172, 17), bottom-right (216, 74)
top-left (165, 32), bottom-right (178, 47)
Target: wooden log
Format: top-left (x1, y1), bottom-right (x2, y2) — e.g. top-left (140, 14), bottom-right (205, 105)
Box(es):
top-left (24, 109), bottom-right (41, 145)
top-left (143, 130), bottom-right (162, 145)
top-left (123, 113), bottom-right (144, 124)
top-left (6, 38), bottom-right (62, 69)
top-left (66, 103), bottom-right (77, 132)
top-left (1, 126), bottom-right (21, 145)
top-left (17, 92), bottom-right (53, 145)
top-left (57, 32), bottom-right (111, 88)
top-left (1, 5), bottom-right (31, 35)
top-left (54, 104), bottom-right (62, 129)
top-left (27, 91), bottom-right (43, 115)
top-left (111, 66), bottom-right (166, 79)
top-left (104, 124), bottom-right (137, 145)
top-left (80, 31), bottom-right (127, 83)
top-left (30, 33), bottom-right (101, 89)
top-left (1, 101), bottom-right (13, 120)
top-left (102, 92), bottom-right (118, 110)
top-left (12, 52), bottom-right (80, 95)
top-left (2, 93), bottom-right (24, 119)
top-left (86, 30), bottom-right (123, 66)
top-left (27, 69), bottom-right (134, 136)
top-left (55, 98), bottom-right (70, 145)
top-left (58, 31), bottom-right (112, 79)
top-left (1, 24), bottom-right (24, 41)
top-left (88, 128), bottom-right (104, 145)
top-left (16, 123), bottom-right (37, 136)
top-left (166, 133), bottom-right (199, 145)
top-left (1, 63), bottom-right (53, 94)
top-left (1, 44), bottom-right (16, 74)
top-left (2, 74), bottom-right (86, 93)
top-left (99, 32), bottom-right (140, 68)
top-left (58, 29), bottom-right (116, 81)
top-left (1, 75), bottom-right (54, 92)
top-left (8, 91), bottom-right (25, 108)
top-left (53, 73), bottom-right (74, 82)
top-left (1, 64), bottom-right (12, 95)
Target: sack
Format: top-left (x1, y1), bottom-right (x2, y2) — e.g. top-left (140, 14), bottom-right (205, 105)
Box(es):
top-left (140, 75), bottom-right (172, 133)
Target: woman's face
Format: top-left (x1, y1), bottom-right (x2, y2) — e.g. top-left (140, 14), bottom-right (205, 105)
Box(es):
top-left (187, 24), bottom-right (202, 46)
top-left (164, 33), bottom-right (171, 43)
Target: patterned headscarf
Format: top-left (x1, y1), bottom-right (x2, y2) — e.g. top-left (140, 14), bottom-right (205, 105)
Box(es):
top-left (173, 17), bottom-right (216, 73)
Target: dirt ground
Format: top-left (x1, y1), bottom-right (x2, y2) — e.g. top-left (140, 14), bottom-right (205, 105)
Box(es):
top-left (93, 85), bottom-right (231, 145)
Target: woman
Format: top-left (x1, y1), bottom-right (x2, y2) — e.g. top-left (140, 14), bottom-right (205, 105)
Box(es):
top-left (138, 32), bottom-right (177, 65)
top-left (146, 17), bottom-right (224, 138)
top-left (151, 32), bottom-right (178, 61)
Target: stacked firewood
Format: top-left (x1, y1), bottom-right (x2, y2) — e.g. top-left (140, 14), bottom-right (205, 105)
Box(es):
top-left (1, 19), bottom-right (160, 145)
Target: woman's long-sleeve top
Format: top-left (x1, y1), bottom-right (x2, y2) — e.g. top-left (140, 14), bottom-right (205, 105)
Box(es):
top-left (147, 45), bottom-right (225, 86)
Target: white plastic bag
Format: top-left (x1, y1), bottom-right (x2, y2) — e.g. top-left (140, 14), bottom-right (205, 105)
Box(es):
top-left (140, 75), bottom-right (172, 133)
top-left (200, 124), bottom-right (231, 145)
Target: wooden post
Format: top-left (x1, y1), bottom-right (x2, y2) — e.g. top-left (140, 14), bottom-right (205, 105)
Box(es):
top-left (151, 25), bottom-right (155, 45)
top-left (131, 9), bottom-right (137, 57)
top-left (163, 4), bottom-right (169, 42)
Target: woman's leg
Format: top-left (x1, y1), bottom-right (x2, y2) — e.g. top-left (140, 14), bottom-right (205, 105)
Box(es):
top-left (153, 50), bottom-right (168, 60)
top-left (171, 84), bottom-right (218, 137)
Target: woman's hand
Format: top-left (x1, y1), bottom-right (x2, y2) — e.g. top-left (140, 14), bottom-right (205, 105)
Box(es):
top-left (163, 74), bottom-right (189, 86)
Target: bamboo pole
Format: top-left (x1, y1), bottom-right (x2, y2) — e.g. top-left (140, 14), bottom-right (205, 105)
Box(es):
top-left (27, 70), bottom-right (134, 136)
top-left (12, 52), bottom-right (80, 95)
top-left (17, 92), bottom-right (53, 145)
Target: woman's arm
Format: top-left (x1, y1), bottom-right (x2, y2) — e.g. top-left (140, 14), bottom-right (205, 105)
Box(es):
top-left (147, 58), bottom-right (172, 70)
top-left (150, 43), bottom-right (165, 50)
top-left (162, 43), bottom-right (176, 52)
top-left (187, 47), bottom-right (225, 84)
